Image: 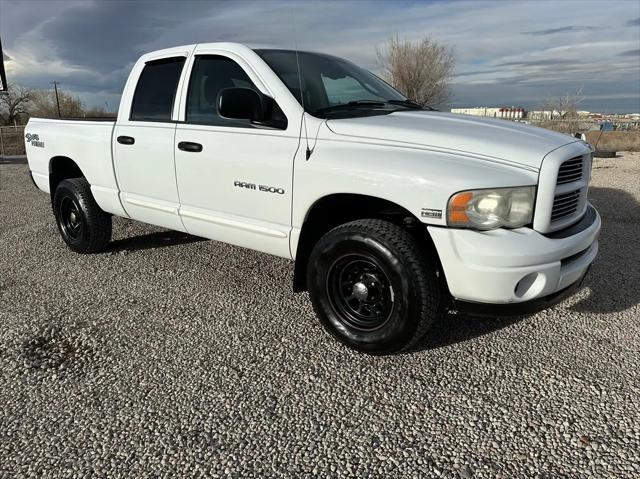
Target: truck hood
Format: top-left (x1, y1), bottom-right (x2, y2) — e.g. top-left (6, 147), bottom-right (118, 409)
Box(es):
top-left (325, 111), bottom-right (580, 170)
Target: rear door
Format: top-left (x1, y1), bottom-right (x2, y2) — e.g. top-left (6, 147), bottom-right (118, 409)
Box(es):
top-left (174, 49), bottom-right (302, 258)
top-left (113, 49), bottom-right (191, 231)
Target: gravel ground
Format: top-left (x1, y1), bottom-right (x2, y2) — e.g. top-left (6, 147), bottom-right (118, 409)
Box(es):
top-left (0, 152), bottom-right (639, 478)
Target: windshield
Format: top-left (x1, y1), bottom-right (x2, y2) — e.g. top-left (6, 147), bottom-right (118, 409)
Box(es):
top-left (255, 49), bottom-right (417, 118)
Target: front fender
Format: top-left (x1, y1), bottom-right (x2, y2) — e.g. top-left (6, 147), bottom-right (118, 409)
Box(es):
top-left (292, 134), bottom-right (539, 230)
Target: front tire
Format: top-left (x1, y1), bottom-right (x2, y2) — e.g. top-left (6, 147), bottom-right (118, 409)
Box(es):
top-left (307, 219), bottom-right (440, 354)
top-left (53, 178), bottom-right (112, 253)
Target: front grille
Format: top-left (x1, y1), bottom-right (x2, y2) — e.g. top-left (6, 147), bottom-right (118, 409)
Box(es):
top-left (557, 156), bottom-right (583, 184)
top-left (551, 189), bottom-right (581, 222)
top-left (534, 149), bottom-right (591, 233)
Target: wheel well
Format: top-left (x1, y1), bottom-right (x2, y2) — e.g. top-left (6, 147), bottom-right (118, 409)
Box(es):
top-left (293, 193), bottom-right (435, 292)
top-left (49, 156), bottom-right (84, 200)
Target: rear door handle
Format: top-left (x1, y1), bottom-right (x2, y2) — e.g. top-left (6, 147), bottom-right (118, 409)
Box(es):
top-left (178, 141), bottom-right (203, 153)
top-left (117, 135), bottom-right (135, 145)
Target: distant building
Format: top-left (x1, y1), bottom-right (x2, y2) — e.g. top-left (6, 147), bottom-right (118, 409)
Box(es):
top-left (449, 107), bottom-right (638, 130)
top-left (527, 110), bottom-right (553, 120)
top-left (450, 107), bottom-right (500, 117)
top-left (450, 107), bottom-right (636, 122)
top-left (451, 107), bottom-right (525, 119)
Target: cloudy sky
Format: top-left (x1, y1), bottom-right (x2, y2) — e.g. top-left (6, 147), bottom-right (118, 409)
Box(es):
top-left (1, 0), bottom-right (639, 113)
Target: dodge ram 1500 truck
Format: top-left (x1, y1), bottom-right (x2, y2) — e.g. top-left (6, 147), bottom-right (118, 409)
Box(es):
top-left (25, 43), bottom-right (600, 354)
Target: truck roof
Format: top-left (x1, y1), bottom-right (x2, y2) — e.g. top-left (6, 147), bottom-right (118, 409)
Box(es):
top-left (139, 43), bottom-right (335, 62)
top-left (139, 42), bottom-right (256, 60)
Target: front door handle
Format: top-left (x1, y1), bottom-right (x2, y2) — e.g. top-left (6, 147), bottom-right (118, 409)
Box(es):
top-left (117, 135), bottom-right (135, 145)
top-left (178, 141), bottom-right (203, 153)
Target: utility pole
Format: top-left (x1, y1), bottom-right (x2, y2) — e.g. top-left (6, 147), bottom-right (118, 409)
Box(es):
top-left (51, 81), bottom-right (61, 117)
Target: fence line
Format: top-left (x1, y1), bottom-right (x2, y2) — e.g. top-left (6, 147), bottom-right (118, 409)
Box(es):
top-left (523, 119), bottom-right (640, 133)
top-left (0, 125), bottom-right (26, 156)
top-left (452, 115), bottom-right (640, 133)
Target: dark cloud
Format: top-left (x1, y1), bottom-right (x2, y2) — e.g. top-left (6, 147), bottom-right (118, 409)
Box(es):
top-left (8, 1), bottom-right (316, 91)
top-left (6, 1), bottom-right (247, 96)
top-left (34, 1), bottom-right (211, 70)
top-left (453, 68), bottom-right (503, 78)
top-left (627, 17), bottom-right (640, 26)
top-left (497, 58), bottom-right (574, 67)
top-left (620, 49), bottom-right (640, 57)
top-left (524, 25), bottom-right (596, 35)
top-left (2, 52), bottom-right (11, 61)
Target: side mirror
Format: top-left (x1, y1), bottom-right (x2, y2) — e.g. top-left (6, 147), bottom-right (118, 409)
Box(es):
top-left (217, 87), bottom-right (263, 121)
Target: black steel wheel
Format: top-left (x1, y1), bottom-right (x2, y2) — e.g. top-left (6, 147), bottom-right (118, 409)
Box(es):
top-left (327, 255), bottom-right (394, 331)
top-left (58, 196), bottom-right (83, 241)
top-left (307, 219), bottom-right (441, 355)
top-left (53, 178), bottom-right (112, 253)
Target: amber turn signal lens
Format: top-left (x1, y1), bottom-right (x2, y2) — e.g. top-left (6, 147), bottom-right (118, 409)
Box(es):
top-left (448, 192), bottom-right (473, 223)
top-left (450, 192), bottom-right (473, 207)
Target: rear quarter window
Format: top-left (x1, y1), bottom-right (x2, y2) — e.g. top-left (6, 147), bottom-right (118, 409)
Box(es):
top-left (130, 57), bottom-right (186, 121)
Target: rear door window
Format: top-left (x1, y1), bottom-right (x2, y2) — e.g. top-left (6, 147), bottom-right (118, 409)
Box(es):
top-left (130, 57), bottom-right (186, 121)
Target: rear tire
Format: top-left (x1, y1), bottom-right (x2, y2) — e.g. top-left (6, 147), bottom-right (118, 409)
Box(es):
top-left (53, 178), bottom-right (112, 253)
top-left (307, 219), bottom-right (440, 355)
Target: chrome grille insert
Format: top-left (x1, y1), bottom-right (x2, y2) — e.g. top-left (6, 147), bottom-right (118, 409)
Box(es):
top-left (556, 156), bottom-right (584, 184)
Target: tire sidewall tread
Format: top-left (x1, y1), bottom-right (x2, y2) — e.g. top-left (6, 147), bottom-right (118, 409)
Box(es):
top-left (307, 219), bottom-right (440, 355)
top-left (53, 178), bottom-right (112, 254)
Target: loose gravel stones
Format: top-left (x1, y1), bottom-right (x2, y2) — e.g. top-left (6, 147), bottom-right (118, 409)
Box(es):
top-left (21, 324), bottom-right (89, 371)
top-left (0, 153), bottom-right (639, 478)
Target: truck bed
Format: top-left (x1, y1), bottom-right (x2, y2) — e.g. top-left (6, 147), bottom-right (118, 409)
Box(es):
top-left (25, 117), bottom-right (123, 217)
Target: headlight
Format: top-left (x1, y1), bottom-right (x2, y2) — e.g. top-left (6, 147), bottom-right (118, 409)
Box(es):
top-left (447, 186), bottom-right (536, 230)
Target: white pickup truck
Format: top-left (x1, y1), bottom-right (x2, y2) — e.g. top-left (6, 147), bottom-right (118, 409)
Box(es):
top-left (25, 43), bottom-right (600, 354)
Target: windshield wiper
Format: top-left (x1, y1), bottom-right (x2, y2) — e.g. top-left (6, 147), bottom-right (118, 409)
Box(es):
top-left (386, 99), bottom-right (433, 110)
top-left (313, 99), bottom-right (433, 116)
top-left (314, 100), bottom-right (388, 115)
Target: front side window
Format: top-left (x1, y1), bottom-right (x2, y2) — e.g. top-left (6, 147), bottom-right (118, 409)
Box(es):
top-left (130, 57), bottom-right (185, 121)
top-left (186, 55), bottom-right (257, 126)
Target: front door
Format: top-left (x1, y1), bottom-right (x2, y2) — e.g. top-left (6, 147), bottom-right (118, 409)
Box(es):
top-left (174, 54), bottom-right (300, 258)
top-left (113, 55), bottom-right (187, 232)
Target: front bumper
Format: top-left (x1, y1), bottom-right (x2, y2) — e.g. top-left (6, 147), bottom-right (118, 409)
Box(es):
top-left (428, 204), bottom-right (600, 308)
top-left (452, 266), bottom-right (590, 317)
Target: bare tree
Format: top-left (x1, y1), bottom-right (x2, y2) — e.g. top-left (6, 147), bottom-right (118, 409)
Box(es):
top-left (83, 104), bottom-right (112, 118)
top-left (28, 87), bottom-right (84, 119)
top-left (377, 35), bottom-right (455, 109)
top-left (540, 88), bottom-right (586, 133)
top-left (542, 88), bottom-right (585, 120)
top-left (1, 83), bottom-right (114, 125)
top-left (0, 83), bottom-right (32, 125)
